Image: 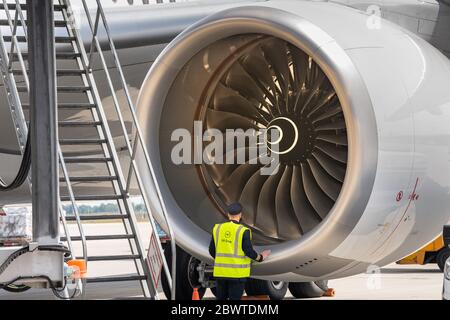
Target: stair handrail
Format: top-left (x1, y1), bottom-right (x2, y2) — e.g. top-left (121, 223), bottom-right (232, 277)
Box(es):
top-left (65, 0), bottom-right (177, 300)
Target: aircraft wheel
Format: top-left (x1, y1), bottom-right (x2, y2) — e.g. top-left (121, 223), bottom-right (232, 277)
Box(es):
top-left (245, 279), bottom-right (288, 300)
top-left (437, 247), bottom-right (450, 272)
top-left (288, 280), bottom-right (328, 298)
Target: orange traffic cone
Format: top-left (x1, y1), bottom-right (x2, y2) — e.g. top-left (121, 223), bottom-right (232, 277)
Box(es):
top-left (323, 288), bottom-right (336, 297)
top-left (192, 288), bottom-right (200, 300)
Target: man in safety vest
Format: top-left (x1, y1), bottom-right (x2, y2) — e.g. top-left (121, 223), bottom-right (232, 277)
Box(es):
top-left (209, 202), bottom-right (271, 300)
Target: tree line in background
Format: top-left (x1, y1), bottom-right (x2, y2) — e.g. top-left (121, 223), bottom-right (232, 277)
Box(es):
top-left (62, 202), bottom-right (147, 215)
top-left (61, 202), bottom-right (166, 235)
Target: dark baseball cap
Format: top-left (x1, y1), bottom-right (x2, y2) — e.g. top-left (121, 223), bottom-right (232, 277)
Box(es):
top-left (227, 203), bottom-right (243, 215)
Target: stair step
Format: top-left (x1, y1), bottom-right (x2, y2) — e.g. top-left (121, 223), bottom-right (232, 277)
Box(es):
top-left (57, 69), bottom-right (86, 76)
top-left (17, 86), bottom-right (90, 93)
top-left (61, 234), bottom-right (134, 241)
top-left (86, 275), bottom-right (146, 283)
top-left (80, 255), bottom-right (141, 262)
top-left (60, 194), bottom-right (124, 201)
top-left (12, 69), bottom-right (86, 76)
top-left (58, 121), bottom-right (102, 127)
top-left (59, 138), bottom-right (106, 145)
top-left (0, 19), bottom-right (67, 27)
top-left (63, 157), bottom-right (112, 164)
top-left (22, 103), bottom-right (96, 110)
top-left (64, 214), bottom-right (129, 221)
top-left (12, 52), bottom-right (82, 61)
top-left (60, 176), bottom-right (117, 182)
top-left (58, 103), bottom-right (96, 110)
top-left (0, 3), bottom-right (66, 11)
top-left (3, 35), bottom-right (76, 43)
top-left (57, 86), bottom-right (91, 93)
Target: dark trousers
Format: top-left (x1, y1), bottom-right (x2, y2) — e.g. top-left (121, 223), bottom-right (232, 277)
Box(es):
top-left (215, 278), bottom-right (246, 300)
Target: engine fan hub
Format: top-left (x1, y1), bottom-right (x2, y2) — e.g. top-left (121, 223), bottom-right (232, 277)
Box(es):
top-left (266, 115), bottom-right (316, 165)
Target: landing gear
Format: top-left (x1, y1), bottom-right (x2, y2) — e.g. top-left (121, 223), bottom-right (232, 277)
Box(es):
top-left (161, 242), bottom-right (329, 300)
top-left (288, 280), bottom-right (329, 298)
top-left (161, 243), bottom-right (206, 300)
top-left (245, 279), bottom-right (288, 300)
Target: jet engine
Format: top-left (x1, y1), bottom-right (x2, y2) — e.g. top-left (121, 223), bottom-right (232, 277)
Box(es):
top-left (136, 1), bottom-right (450, 281)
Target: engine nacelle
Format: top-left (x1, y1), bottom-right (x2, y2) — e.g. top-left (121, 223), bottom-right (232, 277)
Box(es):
top-left (137, 1), bottom-right (450, 281)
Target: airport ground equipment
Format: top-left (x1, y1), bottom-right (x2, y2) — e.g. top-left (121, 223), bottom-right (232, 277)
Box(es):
top-left (397, 233), bottom-right (450, 272)
top-left (444, 225), bottom-right (450, 247)
top-left (0, 0), bottom-right (175, 299)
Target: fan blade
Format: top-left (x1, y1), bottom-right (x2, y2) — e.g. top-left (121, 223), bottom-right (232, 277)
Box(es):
top-left (224, 63), bottom-right (275, 112)
top-left (219, 162), bottom-right (263, 203)
top-left (255, 164), bottom-right (284, 237)
top-left (315, 141), bottom-right (348, 164)
top-left (206, 162), bottom-right (239, 186)
top-left (290, 166), bottom-right (321, 233)
top-left (312, 150), bottom-right (346, 182)
top-left (213, 82), bottom-right (270, 124)
top-left (290, 44), bottom-right (309, 91)
top-left (301, 163), bottom-right (334, 219)
top-left (206, 109), bottom-right (259, 132)
top-left (261, 39), bottom-right (292, 94)
top-left (299, 73), bottom-right (326, 114)
top-left (275, 166), bottom-right (303, 239)
top-left (311, 104), bottom-right (342, 123)
top-left (316, 133), bottom-right (348, 146)
top-left (306, 91), bottom-right (337, 118)
top-left (315, 119), bottom-right (346, 131)
top-left (221, 145), bottom-right (259, 169)
top-left (307, 158), bottom-right (342, 201)
top-left (240, 50), bottom-right (281, 101)
top-left (306, 60), bottom-right (322, 89)
top-left (240, 169), bottom-right (270, 226)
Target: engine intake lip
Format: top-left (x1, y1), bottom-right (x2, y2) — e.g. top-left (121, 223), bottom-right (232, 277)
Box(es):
top-left (137, 5), bottom-right (378, 274)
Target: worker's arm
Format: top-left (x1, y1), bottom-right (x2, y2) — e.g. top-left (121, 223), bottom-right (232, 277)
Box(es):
top-left (209, 235), bottom-right (216, 258)
top-left (242, 230), bottom-right (264, 262)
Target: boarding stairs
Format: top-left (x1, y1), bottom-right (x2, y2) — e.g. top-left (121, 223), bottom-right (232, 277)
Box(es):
top-left (0, 0), bottom-right (175, 299)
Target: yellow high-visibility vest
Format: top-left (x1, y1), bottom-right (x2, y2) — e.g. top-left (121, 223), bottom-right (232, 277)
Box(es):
top-left (213, 221), bottom-right (252, 278)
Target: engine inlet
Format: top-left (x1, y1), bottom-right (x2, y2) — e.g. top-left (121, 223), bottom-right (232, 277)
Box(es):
top-left (196, 35), bottom-right (348, 244)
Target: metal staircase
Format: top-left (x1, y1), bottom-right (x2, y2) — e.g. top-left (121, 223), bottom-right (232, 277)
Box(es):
top-left (0, 0), bottom-right (175, 299)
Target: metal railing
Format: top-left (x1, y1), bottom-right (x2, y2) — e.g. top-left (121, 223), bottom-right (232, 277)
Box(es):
top-left (64, 0), bottom-right (177, 299)
top-left (0, 0), bottom-right (87, 274)
top-left (0, 0), bottom-right (29, 150)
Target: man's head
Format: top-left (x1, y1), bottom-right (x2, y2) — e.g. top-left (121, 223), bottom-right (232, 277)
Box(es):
top-left (227, 202), bottom-right (242, 221)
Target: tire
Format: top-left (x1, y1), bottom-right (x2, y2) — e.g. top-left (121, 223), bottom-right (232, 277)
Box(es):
top-left (245, 279), bottom-right (288, 300)
top-left (288, 280), bottom-right (328, 299)
top-left (437, 247), bottom-right (450, 272)
top-left (161, 243), bottom-right (206, 300)
top-left (210, 286), bottom-right (217, 297)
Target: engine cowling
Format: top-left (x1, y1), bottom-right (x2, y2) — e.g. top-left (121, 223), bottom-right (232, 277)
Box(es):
top-left (136, 1), bottom-right (450, 281)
